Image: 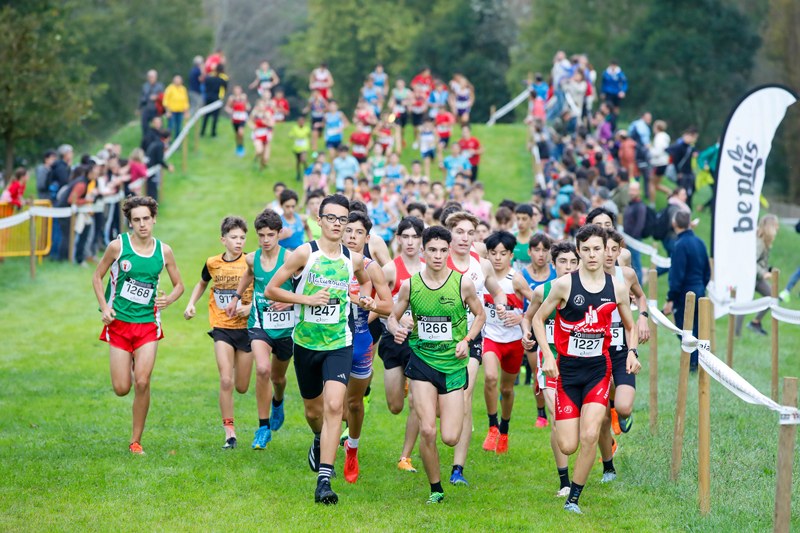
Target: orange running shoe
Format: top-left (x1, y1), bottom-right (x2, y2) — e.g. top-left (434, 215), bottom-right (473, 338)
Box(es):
top-left (344, 441), bottom-right (359, 483)
top-left (612, 437), bottom-right (618, 458)
top-left (397, 456), bottom-right (417, 473)
top-left (535, 416), bottom-right (549, 428)
top-left (129, 442), bottom-right (145, 455)
top-left (496, 433), bottom-right (509, 454)
top-left (482, 426), bottom-right (500, 451)
top-left (610, 407), bottom-right (622, 435)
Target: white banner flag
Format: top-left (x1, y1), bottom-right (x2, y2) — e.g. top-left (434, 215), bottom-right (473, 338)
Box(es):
top-left (712, 85), bottom-right (797, 318)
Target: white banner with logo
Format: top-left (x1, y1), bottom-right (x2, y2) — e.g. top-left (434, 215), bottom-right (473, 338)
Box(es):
top-left (712, 85), bottom-right (797, 318)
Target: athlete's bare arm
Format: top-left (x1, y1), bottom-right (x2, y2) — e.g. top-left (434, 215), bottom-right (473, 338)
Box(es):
top-left (481, 258), bottom-right (508, 309)
top-left (473, 241), bottom-right (487, 258)
top-left (92, 238), bottom-right (122, 325)
top-left (265, 243), bottom-right (328, 306)
top-left (156, 244), bottom-right (185, 310)
top-left (502, 271), bottom-right (532, 328)
top-left (183, 277), bottom-right (208, 320)
top-left (387, 279), bottom-right (411, 343)
top-left (364, 259), bottom-right (393, 315)
top-left (614, 277), bottom-right (641, 375)
top-left (521, 284), bottom-right (545, 349)
top-left (459, 277), bottom-right (486, 359)
top-left (622, 266), bottom-right (650, 344)
top-left (533, 275), bottom-right (572, 379)
top-left (225, 253), bottom-right (255, 318)
top-left (382, 261), bottom-right (397, 293)
top-left (367, 237), bottom-right (391, 267)
top-left (618, 248), bottom-right (631, 267)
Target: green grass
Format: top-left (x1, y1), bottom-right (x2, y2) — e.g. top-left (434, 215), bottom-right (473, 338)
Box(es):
top-left (1, 121), bottom-right (799, 531)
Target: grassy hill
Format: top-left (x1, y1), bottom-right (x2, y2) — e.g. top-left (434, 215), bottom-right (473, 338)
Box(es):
top-left (1, 120), bottom-right (799, 531)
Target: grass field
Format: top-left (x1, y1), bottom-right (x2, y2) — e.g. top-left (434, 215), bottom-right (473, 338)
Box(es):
top-left (1, 119), bottom-right (799, 532)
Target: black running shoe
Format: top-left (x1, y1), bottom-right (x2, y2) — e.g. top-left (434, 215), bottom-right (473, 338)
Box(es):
top-left (308, 439), bottom-right (321, 472)
top-left (315, 479), bottom-right (338, 505)
top-left (222, 437), bottom-right (237, 449)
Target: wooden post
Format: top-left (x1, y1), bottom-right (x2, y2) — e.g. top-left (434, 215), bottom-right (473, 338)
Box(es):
top-left (726, 288), bottom-right (736, 367)
top-left (182, 135), bottom-right (188, 173)
top-left (648, 268), bottom-right (659, 434)
top-left (771, 269), bottom-right (780, 401)
top-left (29, 213), bottom-right (36, 279)
top-left (773, 377), bottom-right (798, 533)
top-left (697, 298), bottom-right (712, 514)
top-left (68, 212), bottom-right (76, 263)
top-left (671, 291), bottom-right (696, 481)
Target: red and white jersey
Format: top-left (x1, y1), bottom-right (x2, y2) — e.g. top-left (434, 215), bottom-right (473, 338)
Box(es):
top-left (231, 100), bottom-right (248, 123)
top-left (554, 271), bottom-right (617, 358)
top-left (435, 111), bottom-right (455, 139)
top-left (409, 97), bottom-right (427, 115)
top-left (448, 251), bottom-right (484, 327)
top-left (273, 98), bottom-right (289, 121)
top-left (252, 115), bottom-right (272, 142)
top-left (310, 68), bottom-right (331, 90)
top-left (377, 127), bottom-right (394, 149)
top-left (483, 269), bottom-right (524, 342)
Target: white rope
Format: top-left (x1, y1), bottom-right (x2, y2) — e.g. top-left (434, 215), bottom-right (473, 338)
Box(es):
top-left (707, 290), bottom-right (800, 325)
top-left (618, 229), bottom-right (672, 268)
top-left (486, 89), bottom-right (531, 126)
top-left (647, 301), bottom-right (800, 425)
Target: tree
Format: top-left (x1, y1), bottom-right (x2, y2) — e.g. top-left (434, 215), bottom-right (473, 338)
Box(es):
top-left (0, 4), bottom-right (95, 177)
top-left (616, 0), bottom-right (760, 139)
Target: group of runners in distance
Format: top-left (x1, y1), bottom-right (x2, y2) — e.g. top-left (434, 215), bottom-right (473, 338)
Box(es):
top-left (92, 60), bottom-right (650, 514)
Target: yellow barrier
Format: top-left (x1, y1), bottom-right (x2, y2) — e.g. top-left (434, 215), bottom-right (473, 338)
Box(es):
top-left (0, 200), bottom-right (53, 258)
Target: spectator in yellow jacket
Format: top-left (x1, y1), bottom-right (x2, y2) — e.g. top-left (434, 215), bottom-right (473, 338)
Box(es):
top-left (164, 75), bottom-right (190, 139)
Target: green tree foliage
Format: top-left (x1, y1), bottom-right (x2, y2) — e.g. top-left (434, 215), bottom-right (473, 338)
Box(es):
top-left (408, 0), bottom-right (513, 122)
top-left (283, 0), bottom-right (417, 113)
top-left (616, 0), bottom-right (759, 139)
top-left (0, 4), bottom-right (95, 176)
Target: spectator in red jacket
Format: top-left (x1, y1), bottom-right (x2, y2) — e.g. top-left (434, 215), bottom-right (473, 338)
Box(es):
top-left (1, 167), bottom-right (30, 209)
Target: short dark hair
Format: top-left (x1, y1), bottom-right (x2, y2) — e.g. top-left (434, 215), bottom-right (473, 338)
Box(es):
top-left (499, 199), bottom-right (517, 211)
top-left (398, 216), bottom-right (424, 236)
top-left (551, 241), bottom-right (578, 262)
top-left (422, 225), bottom-right (451, 247)
top-left (674, 210), bottom-right (691, 230)
top-left (606, 229), bottom-right (624, 246)
top-left (485, 231), bottom-right (517, 252)
top-left (529, 233), bottom-right (552, 250)
top-left (514, 204), bottom-right (534, 217)
top-left (273, 182), bottom-right (286, 192)
top-left (586, 207), bottom-right (617, 226)
top-left (306, 189), bottom-right (326, 203)
top-left (279, 189), bottom-right (299, 205)
top-left (348, 210), bottom-right (373, 233)
top-left (349, 199), bottom-right (368, 214)
top-left (221, 216), bottom-right (247, 236)
top-left (406, 202), bottom-right (427, 216)
top-left (320, 193), bottom-right (350, 215)
top-left (440, 204), bottom-right (464, 225)
top-left (575, 224), bottom-right (607, 247)
top-left (122, 195), bottom-right (158, 221)
top-left (495, 206), bottom-right (513, 225)
top-left (254, 209), bottom-right (282, 231)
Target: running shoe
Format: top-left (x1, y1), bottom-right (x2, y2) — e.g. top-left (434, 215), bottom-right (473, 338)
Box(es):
top-left (619, 413), bottom-right (633, 433)
top-left (496, 433), bottom-right (509, 454)
top-left (610, 407), bottom-right (622, 435)
top-left (779, 289), bottom-right (790, 303)
top-left (601, 470), bottom-right (617, 484)
top-left (251, 426), bottom-right (272, 449)
top-left (535, 416), bottom-right (549, 428)
top-left (482, 426), bottom-right (500, 451)
top-left (449, 468), bottom-right (469, 486)
top-left (397, 457), bottom-right (417, 473)
top-left (270, 401), bottom-right (285, 431)
top-left (556, 486), bottom-right (570, 497)
top-left (563, 502), bottom-right (582, 514)
top-left (747, 321), bottom-right (767, 336)
top-left (314, 479), bottom-right (338, 505)
top-left (344, 441), bottom-right (359, 483)
top-left (308, 438), bottom-right (321, 472)
top-left (223, 437), bottom-right (237, 449)
top-left (426, 492), bottom-right (445, 504)
top-left (129, 442), bottom-right (145, 455)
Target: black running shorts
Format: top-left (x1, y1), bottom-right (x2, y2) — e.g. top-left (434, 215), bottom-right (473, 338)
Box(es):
top-left (293, 343), bottom-right (352, 399)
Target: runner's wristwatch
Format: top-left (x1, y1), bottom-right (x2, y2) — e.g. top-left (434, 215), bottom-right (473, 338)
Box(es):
top-left (628, 348), bottom-right (639, 358)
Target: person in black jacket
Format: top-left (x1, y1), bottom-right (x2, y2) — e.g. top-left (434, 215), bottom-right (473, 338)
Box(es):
top-left (47, 145), bottom-right (74, 260)
top-left (663, 210), bottom-right (710, 372)
top-left (666, 127), bottom-right (699, 207)
top-left (201, 64), bottom-right (228, 137)
top-left (145, 130), bottom-right (173, 201)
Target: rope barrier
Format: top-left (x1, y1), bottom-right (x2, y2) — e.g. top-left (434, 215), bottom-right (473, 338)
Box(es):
top-left (647, 300), bottom-right (800, 425)
top-left (486, 88), bottom-right (530, 126)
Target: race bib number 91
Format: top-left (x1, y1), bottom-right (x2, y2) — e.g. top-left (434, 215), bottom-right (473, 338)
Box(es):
top-left (308, 298), bottom-right (341, 324)
top-left (214, 289), bottom-right (237, 309)
top-left (567, 331), bottom-right (604, 357)
top-left (418, 316), bottom-right (452, 342)
top-left (120, 279), bottom-right (154, 305)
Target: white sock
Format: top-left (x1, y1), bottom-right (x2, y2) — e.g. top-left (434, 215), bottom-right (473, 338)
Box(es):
top-left (347, 437), bottom-right (359, 449)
